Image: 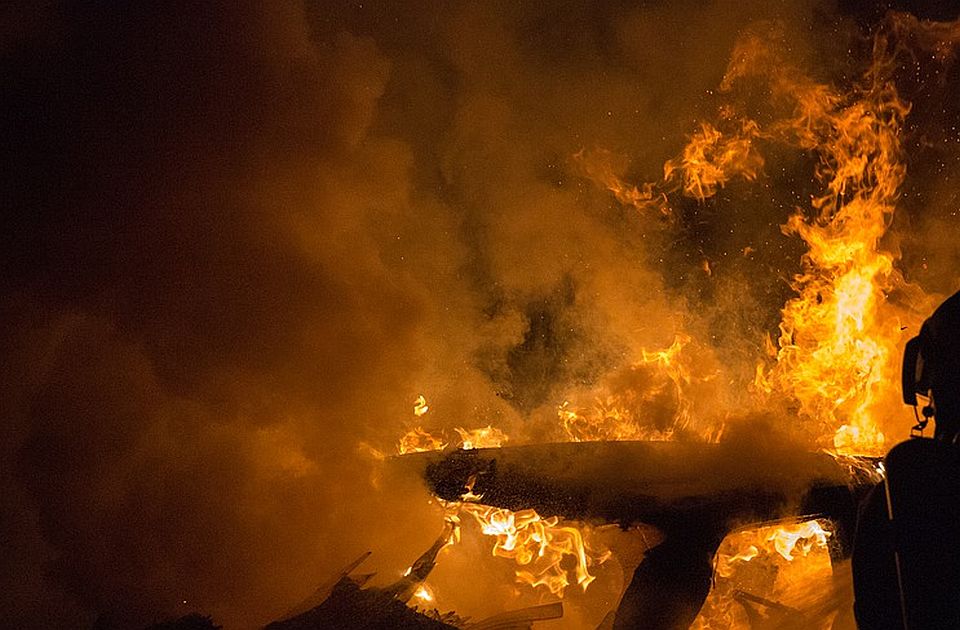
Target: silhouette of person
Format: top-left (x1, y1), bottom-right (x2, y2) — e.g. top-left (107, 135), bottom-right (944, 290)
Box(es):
top-left (853, 291), bottom-right (960, 629)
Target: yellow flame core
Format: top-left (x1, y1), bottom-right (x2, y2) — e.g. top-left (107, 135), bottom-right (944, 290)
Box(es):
top-left (412, 583), bottom-right (435, 603)
top-left (413, 394), bottom-right (430, 417)
top-left (458, 503), bottom-right (609, 597)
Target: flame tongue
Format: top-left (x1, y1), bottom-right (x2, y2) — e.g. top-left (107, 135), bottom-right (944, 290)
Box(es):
top-left (646, 21), bottom-right (921, 455)
top-left (694, 519), bottom-right (835, 629)
top-left (457, 502), bottom-right (608, 597)
top-left (736, 25), bottom-right (910, 455)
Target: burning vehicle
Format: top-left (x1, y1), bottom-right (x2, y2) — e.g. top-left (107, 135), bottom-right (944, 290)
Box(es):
top-left (331, 10), bottom-right (960, 630)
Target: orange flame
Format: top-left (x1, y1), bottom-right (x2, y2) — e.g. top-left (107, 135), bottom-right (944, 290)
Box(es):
top-left (574, 148), bottom-right (671, 217)
top-left (559, 334), bottom-right (722, 442)
top-left (663, 118), bottom-right (764, 201)
top-left (578, 21), bottom-right (926, 455)
top-left (458, 502), bottom-right (609, 597)
top-left (694, 519), bottom-right (835, 629)
top-left (393, 13), bottom-right (960, 620)
top-left (397, 395), bottom-right (509, 454)
top-left (726, 25), bottom-right (912, 455)
top-left (455, 426), bottom-right (508, 450)
top-left (397, 427), bottom-right (447, 455)
top-left (559, 399), bottom-right (685, 443)
top-left (397, 426), bottom-right (510, 454)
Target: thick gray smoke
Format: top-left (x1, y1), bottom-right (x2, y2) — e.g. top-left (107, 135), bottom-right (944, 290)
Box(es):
top-left (3, 1), bottom-right (960, 628)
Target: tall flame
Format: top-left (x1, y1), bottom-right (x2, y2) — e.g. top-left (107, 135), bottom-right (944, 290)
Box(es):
top-left (581, 21), bottom-right (929, 454)
top-left (729, 24), bottom-right (911, 454)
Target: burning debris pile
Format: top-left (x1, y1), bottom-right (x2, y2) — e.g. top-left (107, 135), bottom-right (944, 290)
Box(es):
top-left (396, 436), bottom-right (877, 627)
top-left (262, 529), bottom-right (564, 630)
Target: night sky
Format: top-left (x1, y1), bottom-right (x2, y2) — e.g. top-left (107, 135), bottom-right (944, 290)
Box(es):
top-left (3, 1), bottom-right (960, 628)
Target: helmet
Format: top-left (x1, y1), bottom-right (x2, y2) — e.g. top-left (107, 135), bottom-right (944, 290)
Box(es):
top-left (902, 291), bottom-right (960, 439)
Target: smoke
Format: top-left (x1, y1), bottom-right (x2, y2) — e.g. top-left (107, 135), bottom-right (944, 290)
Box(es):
top-left (3, 0), bottom-right (960, 628)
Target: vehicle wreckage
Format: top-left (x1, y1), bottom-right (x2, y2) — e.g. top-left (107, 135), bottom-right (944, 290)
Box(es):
top-left (285, 439), bottom-right (880, 629)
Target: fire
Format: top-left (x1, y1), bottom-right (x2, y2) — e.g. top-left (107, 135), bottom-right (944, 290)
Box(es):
top-left (559, 400), bottom-right (680, 443)
top-left (426, 478), bottom-right (609, 599)
top-left (662, 118), bottom-right (764, 201)
top-left (731, 24), bottom-right (911, 455)
top-left (641, 333), bottom-right (695, 429)
top-left (580, 20), bottom-right (929, 454)
top-left (397, 395), bottom-right (508, 454)
top-left (558, 334), bottom-right (722, 443)
top-left (397, 425), bottom-right (508, 454)
top-left (412, 583), bottom-right (435, 604)
top-left (413, 394), bottom-right (430, 417)
top-left (714, 520), bottom-right (831, 579)
top-left (694, 519), bottom-right (836, 629)
top-left (458, 502), bottom-right (609, 597)
top-left (455, 426), bottom-right (508, 450)
top-left (389, 13), bottom-right (960, 626)
top-left (574, 148), bottom-right (670, 218)
top-left (767, 520), bottom-right (831, 562)
top-left (397, 426), bottom-right (447, 455)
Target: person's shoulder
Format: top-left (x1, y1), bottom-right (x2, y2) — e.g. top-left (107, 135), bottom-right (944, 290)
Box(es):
top-left (886, 437), bottom-right (960, 470)
top-left (885, 438), bottom-right (960, 514)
